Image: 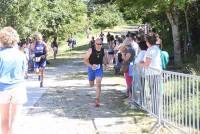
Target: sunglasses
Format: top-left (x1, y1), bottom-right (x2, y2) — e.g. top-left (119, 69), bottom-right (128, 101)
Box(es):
top-left (96, 43), bottom-right (102, 46)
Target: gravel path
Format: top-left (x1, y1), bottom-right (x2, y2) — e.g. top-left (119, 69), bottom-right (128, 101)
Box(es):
top-left (12, 56), bottom-right (156, 134)
top-left (12, 26), bottom-right (159, 134)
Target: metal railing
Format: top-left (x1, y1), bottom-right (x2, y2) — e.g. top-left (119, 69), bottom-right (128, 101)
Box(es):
top-left (131, 65), bottom-right (200, 134)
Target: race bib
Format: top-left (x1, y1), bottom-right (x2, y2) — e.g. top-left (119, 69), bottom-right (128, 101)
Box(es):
top-left (35, 57), bottom-right (41, 62)
top-left (92, 64), bottom-right (100, 70)
top-left (96, 64), bottom-right (100, 70)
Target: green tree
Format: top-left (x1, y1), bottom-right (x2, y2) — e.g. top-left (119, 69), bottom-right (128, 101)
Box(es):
top-left (41, 0), bottom-right (88, 40)
top-left (0, 0), bottom-right (88, 40)
top-left (90, 4), bottom-right (124, 29)
top-left (116, 0), bottom-right (195, 66)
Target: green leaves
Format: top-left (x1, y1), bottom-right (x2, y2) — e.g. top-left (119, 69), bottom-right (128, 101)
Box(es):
top-left (0, 0), bottom-right (88, 40)
top-left (90, 4), bottom-right (124, 29)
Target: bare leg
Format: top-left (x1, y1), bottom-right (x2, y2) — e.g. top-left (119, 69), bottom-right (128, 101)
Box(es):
top-left (9, 104), bottom-right (22, 134)
top-left (35, 68), bottom-right (39, 74)
top-left (53, 48), bottom-right (55, 59)
top-left (95, 77), bottom-right (102, 107)
top-left (53, 48), bottom-right (57, 59)
top-left (0, 104), bottom-right (10, 134)
top-left (40, 68), bottom-right (44, 87)
top-left (40, 68), bottom-right (43, 82)
top-left (89, 81), bottom-right (94, 87)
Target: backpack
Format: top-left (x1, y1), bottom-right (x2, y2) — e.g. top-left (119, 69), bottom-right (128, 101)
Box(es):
top-left (160, 50), bottom-right (169, 69)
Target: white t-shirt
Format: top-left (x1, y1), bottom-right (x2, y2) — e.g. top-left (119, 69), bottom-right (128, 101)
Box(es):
top-left (131, 41), bottom-right (139, 56)
top-left (134, 50), bottom-right (146, 76)
top-left (145, 45), bottom-right (162, 70)
top-left (134, 50), bottom-right (146, 64)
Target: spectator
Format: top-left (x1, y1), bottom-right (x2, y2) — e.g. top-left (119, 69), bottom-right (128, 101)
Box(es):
top-left (120, 43), bottom-right (135, 98)
top-left (140, 33), bottom-right (162, 114)
top-left (18, 39), bottom-right (29, 79)
top-left (0, 27), bottom-right (27, 134)
top-left (132, 35), bottom-right (148, 104)
top-left (140, 33), bottom-right (162, 70)
top-left (51, 37), bottom-right (58, 59)
top-left (128, 32), bottom-right (140, 56)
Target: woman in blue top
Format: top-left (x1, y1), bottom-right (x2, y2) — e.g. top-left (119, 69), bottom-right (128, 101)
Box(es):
top-left (0, 27), bottom-right (27, 134)
top-left (33, 33), bottom-right (48, 87)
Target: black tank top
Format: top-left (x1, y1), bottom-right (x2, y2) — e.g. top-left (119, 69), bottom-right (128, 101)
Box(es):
top-left (89, 47), bottom-right (104, 65)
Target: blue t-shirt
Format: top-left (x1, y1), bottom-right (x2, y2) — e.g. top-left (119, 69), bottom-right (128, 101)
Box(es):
top-left (0, 47), bottom-right (27, 91)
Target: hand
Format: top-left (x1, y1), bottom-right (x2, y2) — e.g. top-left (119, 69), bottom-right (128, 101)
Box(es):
top-left (104, 64), bottom-right (109, 70)
top-left (139, 61), bottom-right (144, 67)
top-left (91, 64), bottom-right (97, 70)
top-left (41, 55), bottom-right (46, 59)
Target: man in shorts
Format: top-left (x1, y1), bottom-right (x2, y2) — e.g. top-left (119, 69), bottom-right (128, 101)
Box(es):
top-left (84, 38), bottom-right (108, 107)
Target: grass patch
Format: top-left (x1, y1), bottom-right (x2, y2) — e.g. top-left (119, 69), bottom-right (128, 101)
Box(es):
top-left (65, 44), bottom-right (89, 52)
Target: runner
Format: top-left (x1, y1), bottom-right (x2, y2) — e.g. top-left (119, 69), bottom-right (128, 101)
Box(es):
top-left (89, 36), bottom-right (95, 48)
top-left (99, 32), bottom-right (104, 42)
top-left (0, 27), bottom-right (27, 134)
top-left (33, 33), bottom-right (48, 87)
top-left (83, 38), bottom-right (108, 107)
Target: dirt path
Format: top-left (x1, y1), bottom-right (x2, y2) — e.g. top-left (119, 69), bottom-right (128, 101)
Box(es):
top-left (13, 26), bottom-right (159, 134)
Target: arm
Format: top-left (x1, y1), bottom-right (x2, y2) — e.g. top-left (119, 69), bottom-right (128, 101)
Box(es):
top-left (140, 57), bottom-right (151, 67)
top-left (83, 48), bottom-right (92, 68)
top-left (41, 42), bottom-right (48, 59)
top-left (31, 42), bottom-right (35, 53)
top-left (122, 52), bottom-right (131, 62)
top-left (103, 50), bottom-right (109, 65)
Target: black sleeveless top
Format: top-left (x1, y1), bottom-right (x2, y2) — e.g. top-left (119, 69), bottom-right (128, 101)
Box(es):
top-left (89, 47), bottom-right (104, 65)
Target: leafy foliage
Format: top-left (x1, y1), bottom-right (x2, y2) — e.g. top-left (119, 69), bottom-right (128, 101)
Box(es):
top-left (0, 0), bottom-right (88, 40)
top-left (116, 0), bottom-right (200, 66)
top-left (90, 4), bottom-right (124, 29)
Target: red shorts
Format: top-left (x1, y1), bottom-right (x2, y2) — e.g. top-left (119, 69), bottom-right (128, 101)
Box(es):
top-left (124, 72), bottom-right (132, 89)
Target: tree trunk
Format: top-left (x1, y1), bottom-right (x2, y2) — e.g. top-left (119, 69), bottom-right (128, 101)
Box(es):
top-left (184, 4), bottom-right (192, 56)
top-left (166, 8), bottom-right (182, 67)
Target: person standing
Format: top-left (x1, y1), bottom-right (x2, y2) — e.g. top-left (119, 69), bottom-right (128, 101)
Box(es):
top-left (18, 39), bottom-right (29, 79)
top-left (84, 38), bottom-right (108, 107)
top-left (140, 33), bottom-right (162, 70)
top-left (140, 33), bottom-right (162, 114)
top-left (33, 33), bottom-right (48, 87)
top-left (51, 37), bottom-right (58, 59)
top-left (128, 32), bottom-right (140, 56)
top-left (120, 44), bottom-right (135, 98)
top-left (0, 27), bottom-right (27, 134)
